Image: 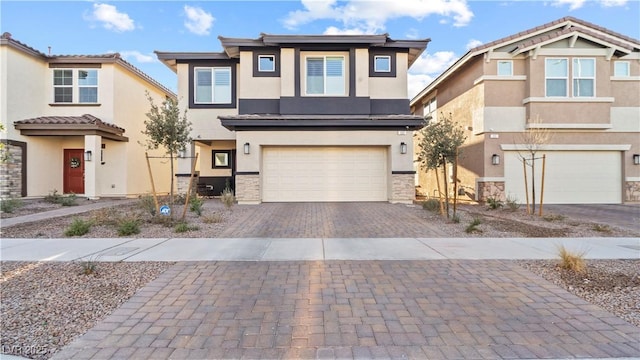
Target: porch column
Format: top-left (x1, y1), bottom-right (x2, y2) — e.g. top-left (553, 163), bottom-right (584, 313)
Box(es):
top-left (175, 141), bottom-right (197, 194)
top-left (84, 135), bottom-right (101, 199)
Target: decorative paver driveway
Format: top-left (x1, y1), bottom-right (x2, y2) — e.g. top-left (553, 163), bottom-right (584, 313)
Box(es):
top-left (54, 260), bottom-right (639, 359)
top-left (218, 202), bottom-right (447, 238)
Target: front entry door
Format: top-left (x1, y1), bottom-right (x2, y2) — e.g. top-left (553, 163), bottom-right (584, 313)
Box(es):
top-left (63, 149), bottom-right (84, 194)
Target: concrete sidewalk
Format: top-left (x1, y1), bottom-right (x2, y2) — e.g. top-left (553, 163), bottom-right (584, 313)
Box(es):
top-left (1, 236), bottom-right (638, 262)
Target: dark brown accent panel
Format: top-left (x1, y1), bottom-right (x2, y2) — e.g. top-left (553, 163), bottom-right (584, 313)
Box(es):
top-left (252, 48), bottom-right (280, 77)
top-left (280, 97), bottom-right (371, 115)
top-left (392, 171), bottom-right (416, 175)
top-left (369, 49), bottom-right (400, 77)
top-left (239, 99), bottom-right (280, 114)
top-left (236, 171), bottom-right (259, 175)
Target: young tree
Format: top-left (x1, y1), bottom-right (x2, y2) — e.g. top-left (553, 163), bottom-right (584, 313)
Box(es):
top-left (141, 92), bottom-right (192, 209)
top-left (518, 115), bottom-right (551, 215)
top-left (416, 112), bottom-right (467, 218)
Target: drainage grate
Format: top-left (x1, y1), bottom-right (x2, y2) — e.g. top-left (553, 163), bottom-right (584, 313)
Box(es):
top-left (100, 247), bottom-right (139, 256)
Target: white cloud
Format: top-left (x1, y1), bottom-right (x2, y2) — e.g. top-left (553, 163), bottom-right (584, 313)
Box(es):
top-left (408, 73), bottom-right (435, 100)
top-left (120, 51), bottom-right (156, 63)
top-left (283, 0), bottom-right (474, 34)
top-left (184, 5), bottom-right (214, 36)
top-left (407, 51), bottom-right (459, 99)
top-left (466, 39), bottom-right (483, 50)
top-left (323, 26), bottom-right (368, 35)
top-left (551, 0), bottom-right (626, 10)
top-left (87, 3), bottom-right (135, 32)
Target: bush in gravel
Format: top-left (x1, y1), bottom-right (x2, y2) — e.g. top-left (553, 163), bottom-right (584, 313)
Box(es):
top-left (189, 195), bottom-right (204, 216)
top-left (79, 256), bottom-right (101, 275)
top-left (592, 224), bottom-right (612, 233)
top-left (64, 218), bottom-right (92, 237)
top-left (44, 189), bottom-right (77, 206)
top-left (221, 186), bottom-right (235, 210)
top-left (557, 245), bottom-right (587, 273)
top-left (0, 197), bottom-right (22, 213)
top-left (451, 213), bottom-right (460, 224)
top-left (486, 196), bottom-right (503, 210)
top-left (465, 217), bottom-right (482, 233)
top-left (505, 195), bottom-right (520, 212)
top-left (59, 193), bottom-right (78, 206)
top-left (44, 189), bottom-right (63, 203)
top-left (543, 214), bottom-right (566, 222)
top-left (422, 198), bottom-right (440, 212)
top-left (175, 222), bottom-right (199, 233)
top-left (202, 212), bottom-right (224, 224)
top-left (139, 195), bottom-right (157, 216)
top-left (92, 207), bottom-right (120, 226)
top-left (117, 218), bottom-right (141, 236)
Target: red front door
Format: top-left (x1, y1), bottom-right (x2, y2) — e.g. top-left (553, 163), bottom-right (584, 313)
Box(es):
top-left (63, 149), bottom-right (84, 194)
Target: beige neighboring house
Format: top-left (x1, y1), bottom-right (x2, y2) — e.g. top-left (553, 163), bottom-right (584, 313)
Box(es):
top-left (410, 17), bottom-right (640, 205)
top-left (156, 33), bottom-right (430, 204)
top-left (0, 32), bottom-right (176, 199)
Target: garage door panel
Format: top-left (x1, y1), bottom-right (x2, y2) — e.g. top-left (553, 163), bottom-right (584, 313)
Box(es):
top-left (504, 151), bottom-right (621, 204)
top-left (263, 147), bottom-right (388, 202)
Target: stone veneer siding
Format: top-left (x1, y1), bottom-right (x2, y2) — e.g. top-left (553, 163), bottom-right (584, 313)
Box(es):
top-left (236, 174), bottom-right (260, 204)
top-left (390, 173), bottom-right (415, 204)
top-left (477, 180), bottom-right (505, 203)
top-left (0, 142), bottom-right (24, 199)
top-left (625, 181), bottom-right (640, 202)
top-left (175, 175), bottom-right (198, 196)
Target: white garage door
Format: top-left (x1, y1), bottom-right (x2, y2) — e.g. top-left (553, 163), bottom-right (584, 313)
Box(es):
top-left (263, 147), bottom-right (388, 202)
top-left (504, 151), bottom-right (621, 204)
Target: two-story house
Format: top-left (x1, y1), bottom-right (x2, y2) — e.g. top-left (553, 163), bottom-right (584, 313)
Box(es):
top-left (156, 34), bottom-right (430, 204)
top-left (0, 32), bottom-right (175, 199)
top-left (410, 17), bottom-right (640, 205)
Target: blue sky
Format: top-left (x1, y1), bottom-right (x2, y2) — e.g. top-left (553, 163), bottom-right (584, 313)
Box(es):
top-left (2, 0), bottom-right (639, 98)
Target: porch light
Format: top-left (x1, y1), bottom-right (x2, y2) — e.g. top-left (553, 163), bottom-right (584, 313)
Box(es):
top-left (491, 154), bottom-right (500, 165)
top-left (634, 154), bottom-right (640, 165)
top-left (244, 142), bottom-right (250, 155)
top-left (400, 142), bottom-right (407, 154)
top-left (84, 150), bottom-right (92, 162)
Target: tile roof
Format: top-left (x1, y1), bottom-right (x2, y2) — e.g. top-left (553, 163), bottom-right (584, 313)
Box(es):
top-left (14, 114), bottom-right (125, 133)
top-left (511, 26), bottom-right (635, 53)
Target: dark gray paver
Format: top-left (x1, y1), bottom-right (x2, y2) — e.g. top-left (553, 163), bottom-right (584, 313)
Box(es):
top-left (53, 260), bottom-right (639, 359)
top-left (218, 202), bottom-right (447, 238)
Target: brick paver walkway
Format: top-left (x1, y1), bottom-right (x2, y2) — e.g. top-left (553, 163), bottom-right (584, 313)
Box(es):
top-left (218, 203), bottom-right (447, 238)
top-left (54, 260), bottom-right (639, 359)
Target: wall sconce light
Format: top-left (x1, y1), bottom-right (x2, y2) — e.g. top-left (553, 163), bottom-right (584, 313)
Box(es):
top-left (491, 154), bottom-right (500, 165)
top-left (400, 142), bottom-right (407, 154)
top-left (178, 149), bottom-right (186, 158)
top-left (84, 150), bottom-right (92, 162)
top-left (101, 144), bottom-right (106, 165)
top-left (244, 142), bottom-right (250, 155)
top-left (634, 154), bottom-right (640, 165)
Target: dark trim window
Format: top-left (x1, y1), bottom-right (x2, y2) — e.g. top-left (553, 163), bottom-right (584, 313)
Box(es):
top-left (258, 55), bottom-right (275, 72)
top-left (369, 50), bottom-right (397, 77)
top-left (188, 61), bottom-right (237, 109)
top-left (212, 150), bottom-right (231, 168)
top-left (305, 56), bottom-right (345, 96)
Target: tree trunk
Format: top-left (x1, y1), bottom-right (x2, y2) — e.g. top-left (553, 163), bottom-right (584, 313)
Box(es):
top-left (169, 152), bottom-right (174, 217)
top-left (442, 158), bottom-right (449, 219)
top-left (531, 154), bottom-right (536, 215)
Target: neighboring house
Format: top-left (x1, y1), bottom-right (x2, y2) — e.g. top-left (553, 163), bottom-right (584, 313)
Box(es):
top-left (0, 32), bottom-right (176, 199)
top-left (156, 33), bottom-right (430, 204)
top-left (410, 17), bottom-right (640, 205)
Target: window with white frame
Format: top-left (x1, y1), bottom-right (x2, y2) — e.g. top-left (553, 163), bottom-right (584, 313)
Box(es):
top-left (374, 55), bottom-right (391, 72)
top-left (53, 69), bottom-right (98, 103)
top-left (306, 56), bottom-right (345, 95)
top-left (423, 97), bottom-right (437, 115)
top-left (614, 61), bottom-right (630, 77)
top-left (195, 67), bottom-right (232, 104)
top-left (497, 60), bottom-right (513, 76)
top-left (258, 55), bottom-right (275, 72)
top-left (572, 58), bottom-right (595, 97)
top-left (545, 58), bottom-right (568, 97)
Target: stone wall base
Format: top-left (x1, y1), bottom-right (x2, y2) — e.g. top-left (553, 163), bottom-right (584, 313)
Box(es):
top-left (0, 142), bottom-right (24, 199)
top-left (477, 181), bottom-right (505, 203)
top-left (625, 181), bottom-right (640, 202)
top-left (236, 174), bottom-right (260, 204)
top-left (390, 174), bottom-right (415, 204)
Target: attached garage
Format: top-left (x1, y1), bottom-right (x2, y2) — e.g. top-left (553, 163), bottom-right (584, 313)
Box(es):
top-left (262, 146), bottom-right (388, 202)
top-left (504, 150), bottom-right (622, 204)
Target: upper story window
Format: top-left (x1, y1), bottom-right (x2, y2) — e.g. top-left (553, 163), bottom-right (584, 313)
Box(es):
top-left (614, 61), bottom-right (630, 77)
top-left (258, 55), bottom-right (275, 72)
top-left (545, 58), bottom-right (568, 97)
top-left (306, 56), bottom-right (345, 96)
top-left (572, 58), bottom-right (595, 97)
top-left (497, 60), bottom-right (513, 76)
top-left (423, 97), bottom-right (437, 115)
top-left (194, 67), bottom-right (231, 104)
top-left (53, 69), bottom-right (98, 103)
top-left (374, 55), bottom-right (391, 72)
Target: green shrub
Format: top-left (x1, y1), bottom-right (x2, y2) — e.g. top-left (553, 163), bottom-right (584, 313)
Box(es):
top-left (64, 218), bottom-right (92, 237)
top-left (465, 218), bottom-right (482, 233)
top-left (0, 198), bottom-right (23, 213)
top-left (221, 187), bottom-right (235, 210)
top-left (174, 222), bottom-right (199, 233)
top-left (557, 245), bottom-right (587, 273)
top-left (189, 195), bottom-right (204, 216)
top-left (422, 198), bottom-right (440, 212)
top-left (486, 197), bottom-right (503, 210)
top-left (59, 193), bottom-right (77, 206)
top-left (44, 190), bottom-right (77, 206)
top-left (505, 195), bottom-right (520, 212)
top-left (117, 219), bottom-right (141, 236)
top-left (139, 195), bottom-right (157, 216)
top-left (44, 189), bottom-right (63, 204)
top-left (543, 214), bottom-right (566, 222)
top-left (592, 224), bottom-right (612, 233)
